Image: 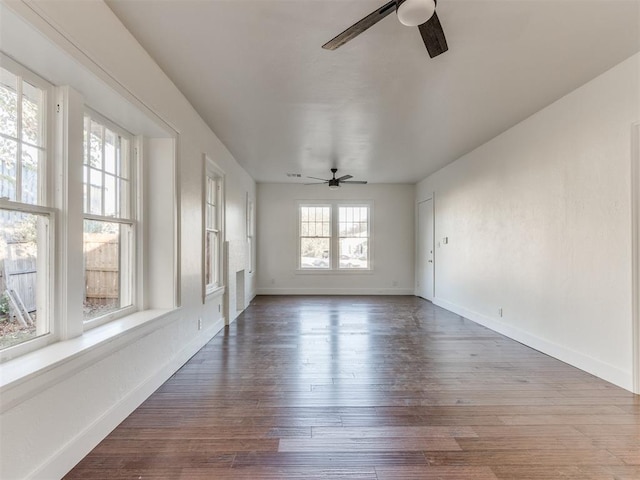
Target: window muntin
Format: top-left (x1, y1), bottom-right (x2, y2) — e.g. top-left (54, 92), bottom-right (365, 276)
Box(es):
top-left (0, 58), bottom-right (52, 354)
top-left (83, 113), bottom-right (134, 323)
top-left (205, 169), bottom-right (223, 293)
top-left (299, 205), bottom-right (331, 269)
top-left (338, 206), bottom-right (369, 269)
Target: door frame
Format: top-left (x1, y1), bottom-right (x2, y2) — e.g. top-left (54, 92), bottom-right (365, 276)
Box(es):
top-left (416, 195), bottom-right (435, 301)
top-left (632, 123), bottom-right (640, 394)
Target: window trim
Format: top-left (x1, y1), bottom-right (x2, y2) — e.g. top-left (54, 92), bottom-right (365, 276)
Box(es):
top-left (0, 55), bottom-right (56, 361)
top-left (202, 155), bottom-right (225, 300)
top-left (297, 200), bottom-right (373, 272)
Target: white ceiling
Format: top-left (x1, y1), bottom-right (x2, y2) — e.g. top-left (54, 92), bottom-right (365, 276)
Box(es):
top-left (106, 0), bottom-right (640, 184)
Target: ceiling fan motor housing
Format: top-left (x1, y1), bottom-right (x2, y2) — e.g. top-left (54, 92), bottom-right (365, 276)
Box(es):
top-left (396, 0), bottom-right (436, 27)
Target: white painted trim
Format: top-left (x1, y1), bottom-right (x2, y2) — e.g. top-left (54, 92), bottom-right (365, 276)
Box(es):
top-left (1, 308), bottom-right (177, 412)
top-left (26, 318), bottom-right (224, 480)
top-left (256, 288), bottom-right (415, 295)
top-left (433, 297), bottom-right (633, 392)
top-left (632, 122), bottom-right (640, 394)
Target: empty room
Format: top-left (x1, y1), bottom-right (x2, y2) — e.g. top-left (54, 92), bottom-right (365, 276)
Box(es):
top-left (0, 0), bottom-right (639, 479)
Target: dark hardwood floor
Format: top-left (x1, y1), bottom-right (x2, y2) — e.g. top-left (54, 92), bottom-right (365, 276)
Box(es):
top-left (66, 295), bottom-right (640, 479)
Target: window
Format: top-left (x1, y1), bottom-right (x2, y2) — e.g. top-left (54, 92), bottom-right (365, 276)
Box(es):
top-left (83, 112), bottom-right (135, 323)
top-left (247, 195), bottom-right (254, 273)
top-left (338, 206), bottom-right (369, 269)
top-left (0, 57), bottom-right (53, 351)
top-left (300, 205), bottom-right (331, 269)
top-left (299, 203), bottom-right (371, 270)
top-left (204, 158), bottom-right (224, 295)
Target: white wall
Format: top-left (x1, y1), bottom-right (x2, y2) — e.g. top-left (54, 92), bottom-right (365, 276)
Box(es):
top-left (257, 183), bottom-right (415, 294)
top-left (0, 1), bottom-right (256, 478)
top-left (417, 53), bottom-right (640, 391)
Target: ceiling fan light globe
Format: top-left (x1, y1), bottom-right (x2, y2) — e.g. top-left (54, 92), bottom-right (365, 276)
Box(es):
top-left (329, 184), bottom-right (339, 190)
top-left (397, 0), bottom-right (436, 27)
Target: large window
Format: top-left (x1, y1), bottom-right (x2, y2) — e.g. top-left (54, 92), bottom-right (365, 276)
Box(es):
top-left (300, 205), bottom-right (331, 269)
top-left (0, 57), bottom-right (53, 351)
top-left (299, 203), bottom-right (371, 270)
top-left (338, 206), bottom-right (369, 269)
top-left (204, 158), bottom-right (224, 295)
top-left (82, 112), bottom-right (134, 324)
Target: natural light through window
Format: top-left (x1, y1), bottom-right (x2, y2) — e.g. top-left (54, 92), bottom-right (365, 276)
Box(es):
top-left (300, 205), bottom-right (331, 269)
top-left (0, 59), bottom-right (52, 351)
top-left (338, 206), bottom-right (369, 269)
top-left (299, 203), bottom-right (371, 271)
top-left (83, 113), bottom-right (134, 323)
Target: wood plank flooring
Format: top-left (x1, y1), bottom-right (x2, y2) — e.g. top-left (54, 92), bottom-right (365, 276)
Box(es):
top-left (65, 295), bottom-right (640, 479)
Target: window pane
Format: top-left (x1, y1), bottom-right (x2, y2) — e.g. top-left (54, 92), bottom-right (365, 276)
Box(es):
top-left (0, 137), bottom-right (17, 201)
top-left (21, 145), bottom-right (40, 204)
top-left (205, 230), bottom-right (212, 286)
top-left (104, 174), bottom-right (116, 217)
top-left (300, 238), bottom-right (330, 269)
top-left (339, 238), bottom-right (368, 269)
top-left (0, 67), bottom-right (18, 138)
top-left (83, 220), bottom-right (133, 321)
top-left (119, 137), bottom-right (130, 179)
top-left (89, 120), bottom-right (103, 169)
top-left (205, 230), bottom-right (219, 288)
top-left (104, 129), bottom-right (117, 175)
top-left (339, 206), bottom-right (369, 269)
top-left (22, 80), bottom-right (43, 146)
top-left (0, 208), bottom-right (50, 350)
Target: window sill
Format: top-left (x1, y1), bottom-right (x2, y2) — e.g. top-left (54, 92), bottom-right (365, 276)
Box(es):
top-left (296, 269), bottom-right (374, 275)
top-left (205, 285), bottom-right (226, 302)
top-left (0, 308), bottom-right (179, 413)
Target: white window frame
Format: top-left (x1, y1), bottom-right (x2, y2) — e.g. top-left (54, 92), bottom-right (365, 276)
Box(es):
top-left (203, 155), bottom-right (225, 299)
top-left (0, 54), bottom-right (56, 361)
top-left (337, 203), bottom-right (371, 270)
top-left (246, 193), bottom-right (254, 274)
top-left (298, 203), bottom-right (332, 270)
top-left (297, 201), bottom-right (373, 272)
top-left (82, 109), bottom-right (137, 329)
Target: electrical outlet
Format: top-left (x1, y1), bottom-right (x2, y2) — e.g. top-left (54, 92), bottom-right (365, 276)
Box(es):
top-left (198, 317), bottom-right (202, 330)
top-left (498, 308), bottom-right (503, 317)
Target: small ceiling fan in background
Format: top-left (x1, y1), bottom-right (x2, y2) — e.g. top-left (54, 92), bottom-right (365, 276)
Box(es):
top-left (306, 168), bottom-right (368, 190)
top-left (322, 0), bottom-right (448, 58)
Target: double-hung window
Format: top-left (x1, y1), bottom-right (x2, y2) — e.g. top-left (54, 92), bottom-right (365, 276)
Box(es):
top-left (299, 205), bottom-right (331, 269)
top-left (338, 205), bottom-right (369, 269)
top-left (204, 158), bottom-right (224, 295)
top-left (83, 112), bottom-right (135, 324)
top-left (0, 57), bottom-right (53, 350)
top-left (299, 202), bottom-right (370, 270)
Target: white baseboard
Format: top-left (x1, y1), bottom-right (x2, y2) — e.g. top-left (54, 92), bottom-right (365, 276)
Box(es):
top-left (256, 288), bottom-right (415, 295)
top-left (433, 297), bottom-right (633, 392)
top-left (29, 319), bottom-right (224, 480)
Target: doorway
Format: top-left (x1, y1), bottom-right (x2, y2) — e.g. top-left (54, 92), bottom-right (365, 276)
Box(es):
top-left (417, 198), bottom-right (434, 301)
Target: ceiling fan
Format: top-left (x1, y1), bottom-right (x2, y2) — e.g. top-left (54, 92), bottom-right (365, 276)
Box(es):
top-left (322, 0), bottom-right (447, 58)
top-left (306, 168), bottom-right (368, 190)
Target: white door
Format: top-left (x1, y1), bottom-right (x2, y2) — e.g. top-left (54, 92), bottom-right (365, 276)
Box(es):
top-left (417, 199), bottom-right (434, 301)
